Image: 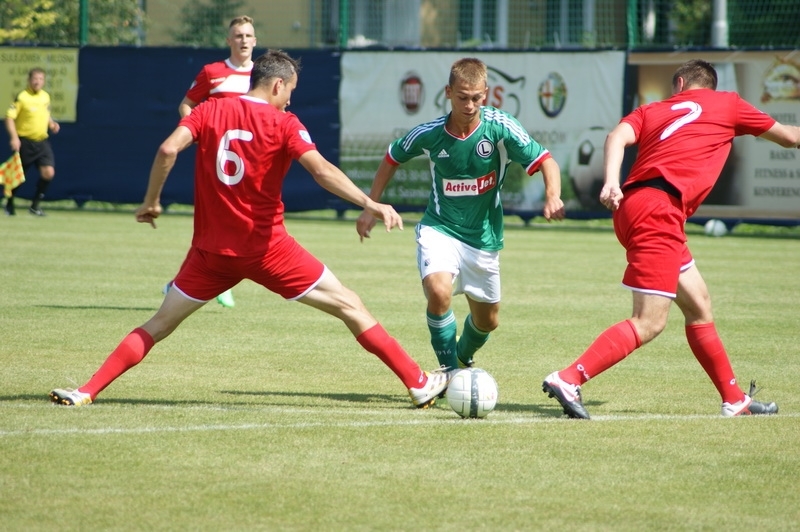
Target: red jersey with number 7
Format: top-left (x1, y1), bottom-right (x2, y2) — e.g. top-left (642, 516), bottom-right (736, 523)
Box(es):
top-left (621, 88), bottom-right (775, 217)
top-left (178, 95), bottom-right (317, 256)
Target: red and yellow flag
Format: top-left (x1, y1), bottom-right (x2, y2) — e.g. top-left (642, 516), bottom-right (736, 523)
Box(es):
top-left (1, 152), bottom-right (25, 198)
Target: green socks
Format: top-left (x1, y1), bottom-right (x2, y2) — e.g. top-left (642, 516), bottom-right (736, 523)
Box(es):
top-left (456, 314), bottom-right (490, 367)
top-left (426, 309), bottom-right (458, 370)
top-left (427, 311), bottom-right (491, 369)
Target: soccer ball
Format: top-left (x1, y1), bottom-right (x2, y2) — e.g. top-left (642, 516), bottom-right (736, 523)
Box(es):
top-left (445, 368), bottom-right (498, 418)
top-left (704, 219), bottom-right (728, 237)
top-left (569, 126), bottom-right (608, 208)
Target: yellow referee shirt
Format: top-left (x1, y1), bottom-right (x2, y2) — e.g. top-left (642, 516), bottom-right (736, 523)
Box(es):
top-left (6, 88), bottom-right (52, 141)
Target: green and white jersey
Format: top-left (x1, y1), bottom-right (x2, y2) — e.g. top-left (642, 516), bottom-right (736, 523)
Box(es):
top-left (388, 106), bottom-right (550, 251)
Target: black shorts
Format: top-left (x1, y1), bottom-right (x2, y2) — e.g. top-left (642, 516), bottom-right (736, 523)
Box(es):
top-left (19, 137), bottom-right (55, 169)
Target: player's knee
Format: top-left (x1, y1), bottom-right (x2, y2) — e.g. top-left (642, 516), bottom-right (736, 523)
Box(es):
top-left (425, 285), bottom-right (452, 309)
top-left (637, 319), bottom-right (667, 344)
top-left (472, 315), bottom-right (498, 333)
top-left (338, 287), bottom-right (368, 314)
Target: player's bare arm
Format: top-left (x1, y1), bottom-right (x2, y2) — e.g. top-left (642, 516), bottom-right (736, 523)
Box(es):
top-left (600, 122), bottom-right (636, 211)
top-left (759, 122), bottom-right (800, 149)
top-left (299, 150), bottom-right (404, 235)
top-left (136, 126), bottom-right (194, 228)
top-left (356, 158), bottom-right (399, 241)
top-left (539, 157), bottom-right (565, 221)
top-left (178, 96), bottom-right (198, 118)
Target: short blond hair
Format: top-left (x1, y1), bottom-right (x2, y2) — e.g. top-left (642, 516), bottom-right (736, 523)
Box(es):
top-left (449, 58), bottom-right (487, 88)
top-left (229, 15), bottom-right (254, 29)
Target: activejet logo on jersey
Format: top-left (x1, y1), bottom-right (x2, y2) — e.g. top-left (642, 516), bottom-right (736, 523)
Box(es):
top-left (443, 171), bottom-right (497, 197)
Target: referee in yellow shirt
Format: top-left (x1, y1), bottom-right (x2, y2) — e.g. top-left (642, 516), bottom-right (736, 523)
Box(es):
top-left (4, 67), bottom-right (60, 216)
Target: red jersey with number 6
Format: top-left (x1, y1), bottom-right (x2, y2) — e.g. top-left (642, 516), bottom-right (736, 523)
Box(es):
top-left (184, 59), bottom-right (252, 104)
top-left (179, 95), bottom-right (316, 256)
top-left (622, 88), bottom-right (775, 217)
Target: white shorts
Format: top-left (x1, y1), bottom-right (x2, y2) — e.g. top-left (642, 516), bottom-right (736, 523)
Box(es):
top-left (415, 224), bottom-right (500, 303)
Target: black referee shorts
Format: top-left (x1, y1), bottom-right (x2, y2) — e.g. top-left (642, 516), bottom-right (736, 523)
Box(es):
top-left (19, 137), bottom-right (55, 169)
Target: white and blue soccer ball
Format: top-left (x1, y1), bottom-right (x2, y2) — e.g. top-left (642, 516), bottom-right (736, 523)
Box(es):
top-left (446, 368), bottom-right (498, 418)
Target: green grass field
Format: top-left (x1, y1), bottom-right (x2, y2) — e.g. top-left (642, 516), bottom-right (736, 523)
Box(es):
top-left (2, 206), bottom-right (799, 530)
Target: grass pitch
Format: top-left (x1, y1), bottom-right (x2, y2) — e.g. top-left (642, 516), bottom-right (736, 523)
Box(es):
top-left (1, 206), bottom-right (798, 530)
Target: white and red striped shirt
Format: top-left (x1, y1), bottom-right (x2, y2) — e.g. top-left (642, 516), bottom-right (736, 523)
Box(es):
top-left (184, 58), bottom-right (252, 104)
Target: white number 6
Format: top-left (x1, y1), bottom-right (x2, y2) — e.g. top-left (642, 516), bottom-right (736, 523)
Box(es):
top-left (216, 129), bottom-right (254, 185)
top-left (661, 101), bottom-right (702, 140)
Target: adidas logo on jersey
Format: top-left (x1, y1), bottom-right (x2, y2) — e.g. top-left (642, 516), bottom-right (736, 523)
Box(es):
top-left (437, 149), bottom-right (449, 158)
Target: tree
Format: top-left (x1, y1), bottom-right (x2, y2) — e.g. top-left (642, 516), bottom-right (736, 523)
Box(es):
top-left (672, 0), bottom-right (711, 47)
top-left (0, 0), bottom-right (145, 46)
top-left (174, 0), bottom-right (246, 48)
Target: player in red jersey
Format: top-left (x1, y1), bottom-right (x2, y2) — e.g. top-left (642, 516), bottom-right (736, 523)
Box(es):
top-left (178, 15), bottom-right (256, 118)
top-left (172, 15), bottom-right (258, 307)
top-left (543, 59), bottom-right (800, 419)
top-left (49, 50), bottom-right (449, 408)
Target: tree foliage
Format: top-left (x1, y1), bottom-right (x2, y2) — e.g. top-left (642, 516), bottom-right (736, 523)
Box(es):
top-left (671, 0), bottom-right (711, 46)
top-left (0, 0), bottom-right (144, 46)
top-left (174, 0), bottom-right (246, 48)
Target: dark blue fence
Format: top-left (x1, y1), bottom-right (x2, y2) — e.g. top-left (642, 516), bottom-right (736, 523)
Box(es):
top-left (2, 47), bottom-right (342, 211)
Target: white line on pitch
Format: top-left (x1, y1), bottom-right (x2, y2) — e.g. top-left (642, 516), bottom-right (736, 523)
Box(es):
top-left (1, 411), bottom-right (796, 437)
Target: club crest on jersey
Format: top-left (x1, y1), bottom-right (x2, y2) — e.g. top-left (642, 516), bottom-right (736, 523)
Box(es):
top-left (476, 139), bottom-right (494, 158)
top-left (299, 130), bottom-right (312, 143)
top-left (443, 171), bottom-right (497, 197)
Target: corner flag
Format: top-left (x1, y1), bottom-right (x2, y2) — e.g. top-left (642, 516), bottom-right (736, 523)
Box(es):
top-left (1, 152), bottom-right (25, 198)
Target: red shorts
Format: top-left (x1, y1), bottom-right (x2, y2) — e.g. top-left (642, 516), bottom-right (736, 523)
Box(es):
top-left (613, 187), bottom-right (693, 298)
top-left (172, 228), bottom-right (325, 302)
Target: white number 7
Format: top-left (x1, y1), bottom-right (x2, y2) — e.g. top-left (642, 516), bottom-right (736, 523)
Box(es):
top-left (661, 101), bottom-right (702, 140)
top-left (216, 129), bottom-right (254, 185)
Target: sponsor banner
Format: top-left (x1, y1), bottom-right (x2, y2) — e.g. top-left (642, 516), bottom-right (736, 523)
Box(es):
top-left (630, 51), bottom-right (800, 221)
top-left (0, 47), bottom-right (79, 122)
top-left (340, 51), bottom-right (626, 214)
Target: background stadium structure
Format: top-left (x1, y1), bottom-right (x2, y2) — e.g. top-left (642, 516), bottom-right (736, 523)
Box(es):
top-left (2, 0), bottom-right (799, 50)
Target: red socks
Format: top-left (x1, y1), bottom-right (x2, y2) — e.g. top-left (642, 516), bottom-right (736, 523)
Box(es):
top-left (558, 321), bottom-right (744, 405)
top-left (78, 324), bottom-right (423, 400)
top-left (79, 328), bottom-right (155, 399)
top-left (685, 323), bottom-right (744, 404)
top-left (560, 320), bottom-right (642, 385)
top-left (357, 324), bottom-right (425, 389)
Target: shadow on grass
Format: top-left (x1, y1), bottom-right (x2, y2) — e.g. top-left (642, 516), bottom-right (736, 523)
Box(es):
top-left (4, 394), bottom-right (225, 407)
top-left (7, 392), bottom-right (417, 409)
top-left (6, 391), bottom-right (604, 418)
top-left (222, 389), bottom-right (602, 417)
top-left (35, 304), bottom-right (158, 312)
top-left (494, 401), bottom-right (602, 417)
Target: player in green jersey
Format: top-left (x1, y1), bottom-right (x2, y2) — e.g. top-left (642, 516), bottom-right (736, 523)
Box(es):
top-left (356, 57), bottom-right (565, 374)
